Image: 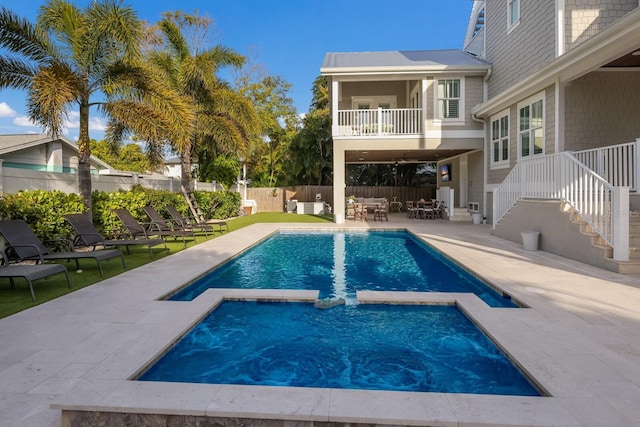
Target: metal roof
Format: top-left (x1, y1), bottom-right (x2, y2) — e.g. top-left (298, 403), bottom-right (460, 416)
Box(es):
top-left (321, 49), bottom-right (490, 74)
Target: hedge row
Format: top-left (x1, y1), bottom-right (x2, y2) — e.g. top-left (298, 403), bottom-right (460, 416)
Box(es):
top-left (0, 187), bottom-right (241, 242)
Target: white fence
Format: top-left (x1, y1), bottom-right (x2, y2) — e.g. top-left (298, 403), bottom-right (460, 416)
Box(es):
top-left (0, 165), bottom-right (220, 194)
top-left (335, 108), bottom-right (421, 137)
top-left (572, 138), bottom-right (640, 192)
top-left (492, 152), bottom-right (629, 261)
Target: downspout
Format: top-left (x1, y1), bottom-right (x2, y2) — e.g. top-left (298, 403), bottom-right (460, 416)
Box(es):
top-left (471, 67), bottom-right (492, 220)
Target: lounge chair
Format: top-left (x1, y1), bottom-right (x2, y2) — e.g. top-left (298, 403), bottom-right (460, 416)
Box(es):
top-left (142, 206), bottom-right (196, 247)
top-left (164, 205), bottom-right (229, 236)
top-left (113, 208), bottom-right (193, 248)
top-left (65, 213), bottom-right (168, 258)
top-left (0, 249), bottom-right (70, 301)
top-left (0, 219), bottom-right (125, 277)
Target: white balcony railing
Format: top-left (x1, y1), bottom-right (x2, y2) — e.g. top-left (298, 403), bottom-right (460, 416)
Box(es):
top-left (572, 138), bottom-right (640, 192)
top-left (335, 108), bottom-right (421, 137)
top-left (492, 152), bottom-right (629, 261)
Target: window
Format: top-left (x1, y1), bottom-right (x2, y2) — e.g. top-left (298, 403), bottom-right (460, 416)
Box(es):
top-left (518, 94), bottom-right (544, 158)
top-left (490, 111), bottom-right (509, 166)
top-left (508, 0), bottom-right (520, 29)
top-left (437, 79), bottom-right (461, 120)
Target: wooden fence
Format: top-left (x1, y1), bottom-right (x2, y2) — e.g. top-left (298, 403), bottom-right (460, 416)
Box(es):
top-left (246, 185), bottom-right (436, 213)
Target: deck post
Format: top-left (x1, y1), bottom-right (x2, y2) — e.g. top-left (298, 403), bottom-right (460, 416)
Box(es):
top-left (491, 188), bottom-right (499, 228)
top-left (612, 186), bottom-right (629, 262)
top-left (634, 138), bottom-right (640, 192)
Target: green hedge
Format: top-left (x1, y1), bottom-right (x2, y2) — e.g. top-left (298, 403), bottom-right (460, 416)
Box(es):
top-left (0, 188), bottom-right (241, 242)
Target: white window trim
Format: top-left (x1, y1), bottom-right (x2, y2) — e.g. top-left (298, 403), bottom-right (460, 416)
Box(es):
top-left (507, 0), bottom-right (521, 33)
top-left (490, 109), bottom-right (510, 169)
top-left (517, 92), bottom-right (545, 160)
top-left (433, 77), bottom-right (465, 126)
top-left (351, 96), bottom-right (397, 110)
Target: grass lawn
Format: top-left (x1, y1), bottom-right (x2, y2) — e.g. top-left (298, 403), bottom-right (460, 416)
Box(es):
top-left (0, 213), bottom-right (333, 319)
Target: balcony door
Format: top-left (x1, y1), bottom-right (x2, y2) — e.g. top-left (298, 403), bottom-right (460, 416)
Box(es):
top-left (351, 96), bottom-right (397, 131)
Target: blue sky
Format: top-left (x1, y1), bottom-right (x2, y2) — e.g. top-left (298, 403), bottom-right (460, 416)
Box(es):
top-left (0, 0), bottom-right (473, 141)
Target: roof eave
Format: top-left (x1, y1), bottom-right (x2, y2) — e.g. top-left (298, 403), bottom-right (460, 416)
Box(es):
top-left (321, 65), bottom-right (491, 76)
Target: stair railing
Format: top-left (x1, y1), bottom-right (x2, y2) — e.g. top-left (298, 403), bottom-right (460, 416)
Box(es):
top-left (492, 152), bottom-right (629, 261)
top-left (572, 138), bottom-right (640, 192)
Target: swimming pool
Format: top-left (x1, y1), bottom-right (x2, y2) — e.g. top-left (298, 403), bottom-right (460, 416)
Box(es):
top-left (138, 300), bottom-right (539, 395)
top-left (169, 230), bottom-right (516, 307)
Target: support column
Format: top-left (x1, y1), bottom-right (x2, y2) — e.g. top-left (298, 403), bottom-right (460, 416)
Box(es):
top-left (331, 79), bottom-right (340, 136)
top-left (421, 78), bottom-right (428, 137)
top-left (612, 186), bottom-right (629, 262)
top-left (333, 147), bottom-right (346, 224)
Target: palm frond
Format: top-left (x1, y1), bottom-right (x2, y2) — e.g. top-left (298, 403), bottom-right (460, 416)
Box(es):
top-left (158, 19), bottom-right (190, 62)
top-left (0, 56), bottom-right (39, 90)
top-left (0, 6), bottom-right (56, 62)
top-left (27, 62), bottom-right (79, 136)
top-left (37, 0), bottom-right (81, 50)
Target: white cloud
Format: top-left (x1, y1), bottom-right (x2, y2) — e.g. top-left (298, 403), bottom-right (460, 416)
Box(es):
top-left (13, 116), bottom-right (37, 127)
top-left (89, 117), bottom-right (107, 132)
top-left (0, 102), bottom-right (17, 118)
top-left (62, 111), bottom-right (107, 132)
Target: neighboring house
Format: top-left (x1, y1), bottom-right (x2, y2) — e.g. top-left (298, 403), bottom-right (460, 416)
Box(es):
top-left (0, 133), bottom-right (112, 174)
top-left (323, 1), bottom-right (640, 272)
top-left (163, 156), bottom-right (182, 179)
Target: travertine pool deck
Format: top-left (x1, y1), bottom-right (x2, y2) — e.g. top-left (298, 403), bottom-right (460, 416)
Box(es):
top-left (1, 214), bottom-right (640, 426)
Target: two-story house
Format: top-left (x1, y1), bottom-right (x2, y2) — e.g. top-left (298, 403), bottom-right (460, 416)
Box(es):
top-left (467, 0), bottom-right (640, 272)
top-left (323, 0), bottom-right (640, 273)
top-left (321, 50), bottom-right (490, 222)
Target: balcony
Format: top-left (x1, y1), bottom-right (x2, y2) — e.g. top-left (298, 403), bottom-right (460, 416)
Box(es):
top-left (335, 108), bottom-right (422, 137)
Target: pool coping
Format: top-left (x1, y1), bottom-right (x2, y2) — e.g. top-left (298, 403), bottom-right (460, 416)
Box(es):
top-left (51, 290), bottom-right (569, 427)
top-left (4, 219), bottom-right (639, 426)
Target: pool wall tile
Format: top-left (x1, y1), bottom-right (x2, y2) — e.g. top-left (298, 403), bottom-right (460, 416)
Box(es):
top-left (328, 389), bottom-right (458, 426)
top-left (207, 385), bottom-right (331, 421)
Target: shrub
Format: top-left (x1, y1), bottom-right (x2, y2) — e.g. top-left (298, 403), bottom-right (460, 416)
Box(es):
top-left (0, 188), bottom-right (241, 242)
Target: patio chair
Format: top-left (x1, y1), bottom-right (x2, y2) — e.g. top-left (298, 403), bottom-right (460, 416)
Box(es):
top-left (0, 249), bottom-right (70, 301)
top-left (0, 219), bottom-right (125, 277)
top-left (164, 205), bottom-right (229, 236)
top-left (142, 206), bottom-right (197, 247)
top-left (113, 208), bottom-right (193, 248)
top-left (64, 213), bottom-right (168, 258)
top-left (373, 202), bottom-right (389, 222)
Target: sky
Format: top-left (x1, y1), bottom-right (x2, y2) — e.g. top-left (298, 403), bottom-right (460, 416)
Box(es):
top-left (0, 0), bottom-right (474, 142)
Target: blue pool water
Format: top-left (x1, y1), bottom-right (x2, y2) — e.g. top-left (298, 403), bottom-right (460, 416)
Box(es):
top-left (139, 301), bottom-right (539, 395)
top-left (170, 231), bottom-right (516, 308)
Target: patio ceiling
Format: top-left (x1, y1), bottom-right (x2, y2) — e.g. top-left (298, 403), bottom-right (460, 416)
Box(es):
top-left (345, 149), bottom-right (472, 164)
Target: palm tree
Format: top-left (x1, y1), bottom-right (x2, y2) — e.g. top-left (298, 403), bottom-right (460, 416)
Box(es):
top-left (147, 14), bottom-right (258, 192)
top-left (0, 0), bottom-right (186, 211)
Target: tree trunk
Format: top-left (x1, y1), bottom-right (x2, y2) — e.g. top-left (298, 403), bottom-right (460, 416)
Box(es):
top-left (77, 103), bottom-right (92, 213)
top-left (180, 140), bottom-right (193, 192)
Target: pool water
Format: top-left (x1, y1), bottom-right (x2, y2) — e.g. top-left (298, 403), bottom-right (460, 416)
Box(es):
top-left (169, 231), bottom-right (516, 307)
top-left (139, 301), bottom-right (539, 396)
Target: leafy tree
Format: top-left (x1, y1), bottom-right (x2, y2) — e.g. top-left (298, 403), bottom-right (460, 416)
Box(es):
top-left (90, 139), bottom-right (150, 173)
top-left (145, 11), bottom-right (258, 192)
top-left (234, 60), bottom-right (299, 188)
top-left (198, 152), bottom-right (240, 189)
top-left (289, 75), bottom-right (332, 185)
top-left (0, 1), bottom-right (185, 210)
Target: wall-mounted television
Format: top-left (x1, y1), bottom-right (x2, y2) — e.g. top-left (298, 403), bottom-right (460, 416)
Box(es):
top-left (440, 164), bottom-right (452, 182)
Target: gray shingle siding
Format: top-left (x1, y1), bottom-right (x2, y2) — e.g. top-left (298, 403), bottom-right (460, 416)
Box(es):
top-left (565, 72), bottom-right (640, 150)
top-left (485, 0), bottom-right (556, 97)
top-left (565, 0), bottom-right (638, 51)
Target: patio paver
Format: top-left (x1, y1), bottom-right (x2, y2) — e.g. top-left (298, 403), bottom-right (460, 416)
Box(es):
top-left (1, 214), bottom-right (639, 426)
